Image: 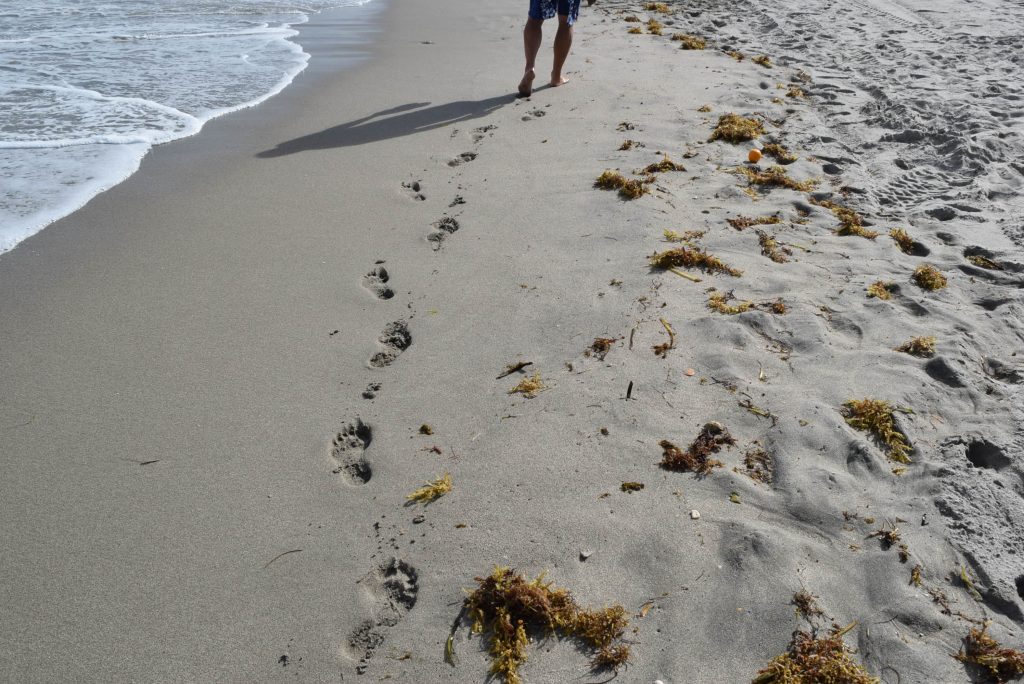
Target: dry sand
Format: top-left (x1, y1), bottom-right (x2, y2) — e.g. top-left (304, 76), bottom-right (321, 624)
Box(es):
top-left (2, 0), bottom-right (1023, 682)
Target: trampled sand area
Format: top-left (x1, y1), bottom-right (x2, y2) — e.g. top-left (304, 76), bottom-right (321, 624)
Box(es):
top-left (1, 0), bottom-right (1023, 682)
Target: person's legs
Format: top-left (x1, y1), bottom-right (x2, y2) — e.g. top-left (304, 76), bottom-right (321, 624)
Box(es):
top-left (519, 17), bottom-right (544, 97)
top-left (550, 14), bottom-right (573, 87)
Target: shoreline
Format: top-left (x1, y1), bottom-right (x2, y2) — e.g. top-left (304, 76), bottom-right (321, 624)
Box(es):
top-left (2, 0), bottom-right (1023, 681)
top-left (0, 0), bottom-right (383, 256)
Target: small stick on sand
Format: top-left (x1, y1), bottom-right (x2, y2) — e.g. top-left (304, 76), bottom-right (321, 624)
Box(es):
top-left (668, 268), bottom-right (702, 282)
top-left (496, 361), bottom-right (533, 379)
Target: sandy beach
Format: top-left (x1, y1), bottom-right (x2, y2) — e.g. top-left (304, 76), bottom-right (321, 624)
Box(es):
top-left (2, 0), bottom-right (1023, 682)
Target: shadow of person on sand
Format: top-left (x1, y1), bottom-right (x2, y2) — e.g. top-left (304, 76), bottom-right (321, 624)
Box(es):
top-left (256, 95), bottom-right (516, 157)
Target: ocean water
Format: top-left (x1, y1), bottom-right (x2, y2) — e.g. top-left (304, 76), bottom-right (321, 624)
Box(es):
top-left (0, 0), bottom-right (371, 253)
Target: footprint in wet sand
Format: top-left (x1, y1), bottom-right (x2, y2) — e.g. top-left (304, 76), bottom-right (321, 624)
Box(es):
top-left (363, 265), bottom-right (394, 300)
top-left (521, 109), bottom-right (547, 121)
top-left (401, 180), bottom-right (426, 201)
top-left (447, 151), bottom-right (477, 167)
top-left (345, 558), bottom-right (419, 674)
top-left (370, 321), bottom-right (412, 368)
top-left (331, 419), bottom-right (372, 484)
top-left (427, 216), bottom-right (460, 251)
top-left (472, 124), bottom-right (497, 143)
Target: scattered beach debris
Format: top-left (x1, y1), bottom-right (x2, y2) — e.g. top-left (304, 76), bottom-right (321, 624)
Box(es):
top-left (727, 50), bottom-right (745, 61)
top-left (896, 336), bottom-right (936, 358)
top-left (792, 590), bottom-right (825, 620)
top-left (406, 473), bottom-right (452, 505)
top-left (659, 422), bottom-right (735, 475)
top-left (644, 2), bottom-right (671, 12)
top-left (867, 525), bottom-right (909, 561)
top-left (753, 55), bottom-right (772, 68)
top-left (672, 33), bottom-right (706, 49)
top-left (889, 228), bottom-right (915, 254)
top-left (509, 373), bottom-right (547, 398)
top-left (627, 26), bottom-right (642, 34)
top-left (786, 85), bottom-right (805, 98)
top-left (646, 18), bottom-right (664, 35)
top-left (729, 491), bottom-right (742, 504)
top-left (623, 15), bottom-right (640, 22)
top-left (698, 104), bottom-right (712, 113)
top-left (867, 281), bottom-right (896, 300)
top-left (621, 481), bottom-right (645, 493)
top-left (462, 567), bottom-right (632, 683)
top-left (748, 148), bottom-right (763, 163)
top-left (743, 446), bottom-right (774, 484)
top-left (842, 399), bottom-right (912, 463)
top-left (757, 230), bottom-right (791, 263)
top-left (955, 623), bottom-right (1024, 683)
top-left (709, 113), bottom-right (764, 143)
top-left (419, 424), bottom-right (434, 435)
top-left (619, 139), bottom-right (635, 150)
top-left (497, 361), bottom-right (534, 379)
top-left (737, 165), bottom-right (817, 192)
top-left (913, 264), bottom-right (948, 290)
top-left (587, 337), bottom-right (619, 361)
top-left (728, 214), bottom-right (782, 231)
top-left (910, 564), bottom-right (923, 587)
top-left (652, 318), bottom-right (676, 357)
top-left (752, 623), bottom-right (877, 684)
top-left (651, 246), bottom-right (742, 276)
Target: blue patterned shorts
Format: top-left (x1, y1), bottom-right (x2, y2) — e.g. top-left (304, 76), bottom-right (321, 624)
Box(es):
top-left (529, 0), bottom-right (582, 24)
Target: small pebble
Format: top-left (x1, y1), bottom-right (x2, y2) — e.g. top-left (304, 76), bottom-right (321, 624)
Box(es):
top-left (412, 515), bottom-right (425, 524)
top-left (580, 549), bottom-right (593, 561)
top-left (690, 510), bottom-right (701, 520)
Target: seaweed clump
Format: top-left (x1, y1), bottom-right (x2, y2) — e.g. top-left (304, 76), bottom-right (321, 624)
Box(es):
top-left (955, 623), bottom-right (1024, 683)
top-left (464, 567), bottom-right (632, 684)
top-left (896, 336), bottom-right (936, 358)
top-left (627, 26), bottom-right (642, 34)
top-left (406, 472), bottom-right (452, 504)
top-left (709, 113), bottom-right (765, 143)
top-left (786, 85), bottom-right (805, 98)
top-left (664, 228), bottom-right (705, 243)
top-left (738, 165), bottom-right (817, 192)
top-left (509, 373), bottom-right (547, 398)
top-left (753, 55), bottom-right (772, 68)
top-left (595, 170), bottom-right (650, 200)
top-left (842, 399), bottom-right (912, 464)
top-left (651, 246), bottom-right (742, 277)
top-left (912, 264), bottom-right (947, 291)
top-left (758, 230), bottom-right (791, 263)
top-left (812, 199), bottom-right (877, 238)
top-left (708, 290), bottom-right (753, 315)
top-left (646, 18), bottom-right (664, 35)
top-left (672, 33), bottom-right (706, 49)
top-left (728, 214), bottom-right (782, 231)
top-left (753, 623), bottom-right (879, 684)
top-left (659, 422), bottom-right (735, 475)
top-left (968, 254), bottom-right (1003, 270)
top-left (643, 154), bottom-right (686, 173)
top-left (792, 590), bottom-right (825, 620)
top-left (644, 2), bottom-right (671, 12)
top-left (889, 228), bottom-right (915, 254)
top-left (866, 280), bottom-right (895, 300)
top-left (762, 143), bottom-right (798, 164)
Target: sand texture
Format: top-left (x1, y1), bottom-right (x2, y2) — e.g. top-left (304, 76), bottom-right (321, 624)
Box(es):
top-left (1, 0), bottom-right (1023, 682)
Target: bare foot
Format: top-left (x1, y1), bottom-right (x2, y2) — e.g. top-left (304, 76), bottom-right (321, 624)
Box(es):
top-left (550, 74), bottom-right (569, 87)
top-left (518, 69), bottom-right (536, 97)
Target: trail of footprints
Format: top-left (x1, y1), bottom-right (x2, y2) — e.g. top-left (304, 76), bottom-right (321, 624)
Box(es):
top-left (325, 121), bottom-right (500, 675)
